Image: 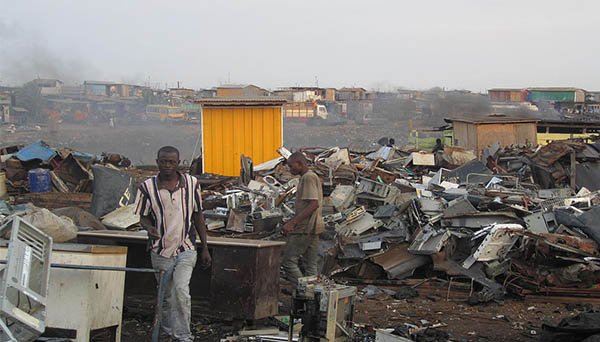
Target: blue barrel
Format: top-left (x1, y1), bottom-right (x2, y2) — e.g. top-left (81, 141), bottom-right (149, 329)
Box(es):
top-left (28, 168), bottom-right (52, 193)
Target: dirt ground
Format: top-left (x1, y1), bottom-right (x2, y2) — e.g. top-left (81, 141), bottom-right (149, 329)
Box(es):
top-left (117, 280), bottom-right (592, 342)
top-left (349, 287), bottom-right (577, 342)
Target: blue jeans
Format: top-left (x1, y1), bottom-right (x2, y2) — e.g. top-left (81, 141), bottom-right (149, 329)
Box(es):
top-left (151, 250), bottom-right (197, 342)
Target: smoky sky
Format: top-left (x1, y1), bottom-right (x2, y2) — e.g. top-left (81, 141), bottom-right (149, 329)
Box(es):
top-left (0, 0), bottom-right (598, 91)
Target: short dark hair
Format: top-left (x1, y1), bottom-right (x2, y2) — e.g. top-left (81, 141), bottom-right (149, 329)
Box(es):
top-left (157, 146), bottom-right (180, 159)
top-left (288, 151), bottom-right (307, 165)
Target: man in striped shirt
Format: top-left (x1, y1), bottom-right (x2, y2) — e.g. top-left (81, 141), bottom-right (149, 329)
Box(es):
top-left (135, 146), bottom-right (211, 342)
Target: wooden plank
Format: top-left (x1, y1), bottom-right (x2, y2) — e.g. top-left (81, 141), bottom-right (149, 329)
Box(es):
top-left (15, 192), bottom-right (92, 210)
top-left (53, 243), bottom-right (128, 254)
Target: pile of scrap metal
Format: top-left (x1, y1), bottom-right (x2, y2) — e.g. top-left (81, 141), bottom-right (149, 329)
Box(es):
top-left (255, 143), bottom-right (600, 305)
top-left (0, 140), bottom-right (140, 231)
top-left (0, 140), bottom-right (131, 196)
top-left (485, 138), bottom-right (600, 191)
top-left (195, 143), bottom-right (448, 237)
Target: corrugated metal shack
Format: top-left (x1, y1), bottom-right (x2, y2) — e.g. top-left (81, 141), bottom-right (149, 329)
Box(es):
top-left (195, 97), bottom-right (286, 176)
top-left (446, 115), bottom-right (538, 155)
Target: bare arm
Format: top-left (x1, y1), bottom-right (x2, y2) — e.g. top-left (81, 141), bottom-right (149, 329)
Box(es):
top-left (192, 211), bottom-right (208, 251)
top-left (283, 199), bottom-right (319, 233)
top-left (192, 211), bottom-right (211, 268)
top-left (140, 215), bottom-right (159, 239)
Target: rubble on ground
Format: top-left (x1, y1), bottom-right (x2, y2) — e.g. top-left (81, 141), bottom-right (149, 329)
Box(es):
top-left (0, 139), bottom-right (131, 197)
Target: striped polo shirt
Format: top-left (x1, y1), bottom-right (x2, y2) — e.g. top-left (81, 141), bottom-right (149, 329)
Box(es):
top-left (134, 172), bottom-right (203, 257)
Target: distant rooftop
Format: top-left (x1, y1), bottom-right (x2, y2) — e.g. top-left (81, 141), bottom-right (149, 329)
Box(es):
top-left (276, 86), bottom-right (324, 91)
top-left (84, 81), bottom-right (115, 85)
top-left (338, 87), bottom-right (367, 92)
top-left (488, 88), bottom-right (525, 92)
top-left (216, 84), bottom-right (251, 89)
top-left (32, 79), bottom-right (63, 86)
top-left (528, 87), bottom-right (585, 92)
top-left (194, 97), bottom-right (287, 106)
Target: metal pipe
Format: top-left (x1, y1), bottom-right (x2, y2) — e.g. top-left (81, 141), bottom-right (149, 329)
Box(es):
top-left (287, 310), bottom-right (294, 342)
top-left (0, 260), bottom-right (158, 273)
top-left (152, 270), bottom-right (169, 342)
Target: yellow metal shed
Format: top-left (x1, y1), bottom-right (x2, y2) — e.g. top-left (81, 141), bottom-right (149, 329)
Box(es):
top-left (195, 98), bottom-right (286, 176)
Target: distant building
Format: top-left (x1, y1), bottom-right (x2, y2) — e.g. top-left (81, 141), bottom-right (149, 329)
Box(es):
top-left (0, 91), bottom-right (12, 123)
top-left (397, 90), bottom-right (415, 100)
top-left (198, 88), bottom-right (217, 98)
top-left (168, 88), bottom-right (195, 98)
top-left (83, 81), bottom-right (140, 97)
top-left (348, 100), bottom-right (373, 122)
top-left (32, 79), bottom-right (63, 96)
top-left (527, 87), bottom-right (586, 103)
top-left (488, 88), bottom-right (528, 103)
top-left (324, 88), bottom-right (336, 101)
top-left (10, 107), bottom-right (29, 125)
top-left (109, 84), bottom-right (132, 97)
top-left (61, 85), bottom-right (84, 98)
top-left (336, 87), bottom-right (367, 101)
top-left (84, 81), bottom-right (114, 96)
top-left (271, 89), bottom-right (294, 101)
top-left (216, 84), bottom-right (270, 97)
top-left (293, 88), bottom-right (321, 102)
top-left (527, 87), bottom-right (587, 114)
top-left (586, 91), bottom-right (600, 103)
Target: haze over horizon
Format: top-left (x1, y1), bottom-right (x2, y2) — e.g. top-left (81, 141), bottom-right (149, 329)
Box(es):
top-left (1, 0), bottom-right (598, 92)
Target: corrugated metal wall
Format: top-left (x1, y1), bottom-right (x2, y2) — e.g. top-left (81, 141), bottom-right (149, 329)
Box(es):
top-left (202, 106), bottom-right (282, 176)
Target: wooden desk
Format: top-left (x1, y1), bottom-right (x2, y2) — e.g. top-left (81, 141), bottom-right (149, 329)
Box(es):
top-left (77, 230), bottom-right (285, 320)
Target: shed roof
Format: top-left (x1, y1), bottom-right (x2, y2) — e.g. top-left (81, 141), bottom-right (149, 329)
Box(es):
top-left (445, 115), bottom-right (539, 124)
